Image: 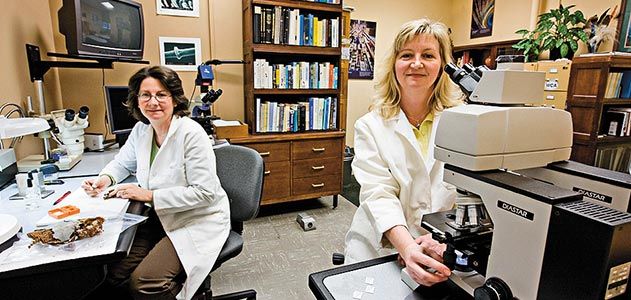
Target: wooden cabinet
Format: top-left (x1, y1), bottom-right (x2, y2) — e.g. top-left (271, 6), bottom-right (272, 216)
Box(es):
top-left (230, 132), bottom-right (344, 206)
top-left (240, 0), bottom-right (345, 206)
top-left (566, 54), bottom-right (631, 171)
top-left (453, 40), bottom-right (520, 69)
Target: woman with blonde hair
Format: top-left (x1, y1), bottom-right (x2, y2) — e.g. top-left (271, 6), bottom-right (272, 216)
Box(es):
top-left (345, 18), bottom-right (464, 287)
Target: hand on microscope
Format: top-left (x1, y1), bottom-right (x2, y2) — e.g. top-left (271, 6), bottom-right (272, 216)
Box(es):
top-left (398, 232), bottom-right (452, 286)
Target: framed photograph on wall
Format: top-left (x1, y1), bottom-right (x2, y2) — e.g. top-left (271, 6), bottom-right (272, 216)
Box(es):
top-left (618, 0), bottom-right (631, 52)
top-left (159, 37), bottom-right (201, 71)
top-left (156, 0), bottom-right (199, 17)
top-left (349, 19), bottom-right (377, 80)
top-left (471, 0), bottom-right (495, 38)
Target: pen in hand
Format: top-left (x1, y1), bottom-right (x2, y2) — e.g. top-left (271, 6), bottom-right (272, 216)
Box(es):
top-left (53, 191), bottom-right (72, 205)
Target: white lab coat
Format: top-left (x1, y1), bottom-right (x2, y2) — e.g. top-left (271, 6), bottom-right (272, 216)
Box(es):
top-left (344, 109), bottom-right (456, 263)
top-left (100, 116), bottom-right (230, 300)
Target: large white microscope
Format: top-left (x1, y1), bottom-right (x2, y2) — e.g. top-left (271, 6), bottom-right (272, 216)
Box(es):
top-left (419, 61), bottom-right (631, 299)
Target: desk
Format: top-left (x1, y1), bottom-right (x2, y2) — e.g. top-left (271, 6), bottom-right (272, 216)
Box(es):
top-left (309, 255), bottom-right (472, 300)
top-left (0, 149), bottom-right (143, 300)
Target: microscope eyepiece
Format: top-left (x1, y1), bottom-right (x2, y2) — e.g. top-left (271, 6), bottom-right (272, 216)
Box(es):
top-left (78, 106), bottom-right (89, 119)
top-left (65, 109), bottom-right (76, 122)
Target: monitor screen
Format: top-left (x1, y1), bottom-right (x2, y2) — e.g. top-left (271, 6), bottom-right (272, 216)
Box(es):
top-left (80, 0), bottom-right (142, 51)
top-left (104, 86), bottom-right (136, 134)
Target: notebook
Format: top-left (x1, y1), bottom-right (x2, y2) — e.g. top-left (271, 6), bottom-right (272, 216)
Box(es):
top-left (36, 187), bottom-right (129, 227)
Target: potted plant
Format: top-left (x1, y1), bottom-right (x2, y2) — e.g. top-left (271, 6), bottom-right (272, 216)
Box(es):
top-left (513, 4), bottom-right (588, 61)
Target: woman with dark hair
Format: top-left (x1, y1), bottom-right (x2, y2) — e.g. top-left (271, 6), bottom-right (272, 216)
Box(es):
top-left (82, 66), bottom-right (230, 300)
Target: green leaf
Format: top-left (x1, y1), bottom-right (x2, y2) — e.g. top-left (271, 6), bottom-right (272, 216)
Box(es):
top-left (515, 29), bottom-right (530, 35)
top-left (577, 30), bottom-right (588, 41)
top-left (556, 39), bottom-right (563, 48)
top-left (569, 40), bottom-right (578, 51)
top-left (559, 24), bottom-right (568, 35)
top-left (560, 43), bottom-right (569, 58)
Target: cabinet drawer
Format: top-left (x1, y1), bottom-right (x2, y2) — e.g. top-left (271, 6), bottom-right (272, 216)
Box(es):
top-left (292, 174), bottom-right (341, 196)
top-left (292, 138), bottom-right (342, 160)
top-left (242, 142), bottom-right (290, 162)
top-left (262, 161), bottom-right (290, 201)
top-left (538, 61), bottom-right (571, 91)
top-left (292, 157), bottom-right (342, 179)
top-left (543, 91), bottom-right (567, 109)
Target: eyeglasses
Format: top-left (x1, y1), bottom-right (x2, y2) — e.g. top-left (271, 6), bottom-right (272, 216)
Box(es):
top-left (138, 92), bottom-right (171, 103)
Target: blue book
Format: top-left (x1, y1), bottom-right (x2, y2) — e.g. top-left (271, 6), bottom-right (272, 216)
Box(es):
top-left (299, 14), bottom-right (305, 45)
top-left (620, 71), bottom-right (631, 99)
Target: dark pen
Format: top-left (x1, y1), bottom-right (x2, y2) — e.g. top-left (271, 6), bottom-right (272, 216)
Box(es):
top-left (53, 191), bottom-right (72, 205)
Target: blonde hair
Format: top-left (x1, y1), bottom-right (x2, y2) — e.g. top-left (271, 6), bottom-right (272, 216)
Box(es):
top-left (370, 18), bottom-right (463, 119)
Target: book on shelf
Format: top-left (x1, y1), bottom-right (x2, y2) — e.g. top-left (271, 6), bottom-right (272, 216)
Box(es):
top-left (254, 58), bottom-right (339, 89)
top-left (595, 145), bottom-right (631, 173)
top-left (252, 5), bottom-right (340, 47)
top-left (255, 97), bottom-right (338, 133)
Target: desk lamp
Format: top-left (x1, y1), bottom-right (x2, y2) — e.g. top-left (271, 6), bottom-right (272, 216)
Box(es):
top-left (0, 116), bottom-right (50, 188)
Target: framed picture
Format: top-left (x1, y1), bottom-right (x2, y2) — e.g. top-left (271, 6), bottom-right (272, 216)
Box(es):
top-left (349, 19), bottom-right (377, 80)
top-left (156, 0), bottom-right (199, 17)
top-left (618, 0), bottom-right (631, 52)
top-left (159, 37), bottom-right (202, 71)
top-left (471, 0), bottom-right (495, 38)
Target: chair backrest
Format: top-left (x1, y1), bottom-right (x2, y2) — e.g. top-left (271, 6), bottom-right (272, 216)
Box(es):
top-left (214, 144), bottom-right (264, 222)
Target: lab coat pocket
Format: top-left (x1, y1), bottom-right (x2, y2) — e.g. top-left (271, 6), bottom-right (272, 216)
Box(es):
top-left (185, 218), bottom-right (224, 254)
top-left (166, 161), bottom-right (187, 184)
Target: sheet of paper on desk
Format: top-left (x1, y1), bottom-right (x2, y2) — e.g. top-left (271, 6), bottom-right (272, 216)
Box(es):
top-left (0, 219), bottom-right (123, 273)
top-left (36, 187), bottom-right (129, 227)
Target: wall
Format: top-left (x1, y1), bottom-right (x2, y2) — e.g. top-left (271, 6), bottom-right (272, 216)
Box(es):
top-left (451, 0), bottom-right (536, 47)
top-left (343, 0), bottom-right (454, 147)
top-left (1, 0), bottom-right (62, 159)
top-left (451, 0), bottom-right (622, 52)
top-left (49, 0), bottom-right (214, 141)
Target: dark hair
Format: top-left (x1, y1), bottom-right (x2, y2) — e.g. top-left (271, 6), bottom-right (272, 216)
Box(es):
top-left (125, 66), bottom-right (189, 124)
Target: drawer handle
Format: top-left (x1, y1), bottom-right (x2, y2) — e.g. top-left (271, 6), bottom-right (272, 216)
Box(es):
top-left (312, 183), bottom-right (325, 188)
top-left (264, 170), bottom-right (271, 175)
top-left (312, 165), bottom-right (325, 170)
top-left (259, 151), bottom-right (270, 156)
top-left (312, 148), bottom-right (326, 152)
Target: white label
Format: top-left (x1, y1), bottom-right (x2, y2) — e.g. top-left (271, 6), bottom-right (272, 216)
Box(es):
top-left (545, 79), bottom-right (559, 90)
top-left (609, 121), bottom-right (619, 135)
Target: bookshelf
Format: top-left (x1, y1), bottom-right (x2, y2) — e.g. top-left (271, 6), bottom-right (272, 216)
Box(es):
top-left (237, 0), bottom-right (345, 206)
top-left (566, 54), bottom-right (631, 172)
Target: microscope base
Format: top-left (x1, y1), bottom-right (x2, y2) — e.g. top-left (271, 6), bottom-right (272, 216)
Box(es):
top-left (17, 154), bottom-right (81, 172)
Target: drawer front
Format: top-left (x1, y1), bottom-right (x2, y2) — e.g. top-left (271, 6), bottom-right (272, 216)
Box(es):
top-left (538, 61), bottom-right (571, 91)
top-left (242, 142), bottom-right (290, 162)
top-left (262, 161), bottom-right (291, 201)
top-left (292, 138), bottom-right (342, 160)
top-left (543, 91), bottom-right (567, 109)
top-left (292, 174), bottom-right (341, 196)
top-left (292, 157), bottom-right (342, 179)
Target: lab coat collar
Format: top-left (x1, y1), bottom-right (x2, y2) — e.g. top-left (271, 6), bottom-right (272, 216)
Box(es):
top-left (393, 109), bottom-right (437, 173)
top-left (139, 115), bottom-right (183, 171)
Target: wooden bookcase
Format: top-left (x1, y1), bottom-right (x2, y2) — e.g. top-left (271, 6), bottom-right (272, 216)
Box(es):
top-left (566, 54), bottom-right (631, 170)
top-left (237, 0), bottom-right (345, 207)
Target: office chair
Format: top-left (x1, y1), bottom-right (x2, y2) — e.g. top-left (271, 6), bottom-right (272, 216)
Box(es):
top-left (195, 144), bottom-right (264, 300)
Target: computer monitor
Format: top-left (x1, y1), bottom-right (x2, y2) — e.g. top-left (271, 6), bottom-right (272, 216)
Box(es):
top-left (104, 86), bottom-right (136, 146)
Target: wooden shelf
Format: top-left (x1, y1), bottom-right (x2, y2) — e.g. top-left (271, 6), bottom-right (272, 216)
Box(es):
top-left (567, 54), bottom-right (631, 167)
top-left (603, 98), bottom-right (631, 105)
top-left (253, 0), bottom-right (341, 12)
top-left (254, 88), bottom-right (338, 95)
top-left (252, 44), bottom-right (340, 55)
top-left (242, 0), bottom-right (345, 206)
top-left (596, 135), bottom-right (631, 144)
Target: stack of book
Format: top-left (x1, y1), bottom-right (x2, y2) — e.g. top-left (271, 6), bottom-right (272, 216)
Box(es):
top-left (253, 5), bottom-right (340, 47)
top-left (595, 145), bottom-right (631, 173)
top-left (603, 71), bottom-right (631, 99)
top-left (255, 97), bottom-right (337, 133)
top-left (253, 59), bottom-right (338, 89)
top-left (602, 107), bottom-right (631, 137)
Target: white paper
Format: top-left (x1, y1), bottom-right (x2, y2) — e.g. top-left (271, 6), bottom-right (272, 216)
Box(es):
top-left (0, 219), bottom-right (123, 272)
top-left (213, 120), bottom-right (242, 127)
top-left (36, 187), bottom-right (129, 227)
